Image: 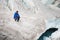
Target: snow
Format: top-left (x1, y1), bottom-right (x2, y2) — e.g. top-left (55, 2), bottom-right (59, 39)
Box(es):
top-left (50, 29), bottom-right (60, 40)
top-left (43, 36), bottom-right (51, 40)
top-left (0, 0), bottom-right (60, 40)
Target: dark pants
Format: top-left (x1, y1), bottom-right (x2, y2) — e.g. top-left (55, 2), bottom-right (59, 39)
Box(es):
top-left (15, 17), bottom-right (20, 22)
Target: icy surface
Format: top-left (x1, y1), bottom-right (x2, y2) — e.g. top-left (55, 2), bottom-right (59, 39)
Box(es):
top-left (0, 0), bottom-right (60, 40)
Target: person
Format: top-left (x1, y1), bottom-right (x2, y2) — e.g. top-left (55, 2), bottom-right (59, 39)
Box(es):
top-left (14, 11), bottom-right (20, 22)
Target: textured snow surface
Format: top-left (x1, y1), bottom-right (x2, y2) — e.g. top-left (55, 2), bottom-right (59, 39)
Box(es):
top-left (0, 0), bottom-right (60, 40)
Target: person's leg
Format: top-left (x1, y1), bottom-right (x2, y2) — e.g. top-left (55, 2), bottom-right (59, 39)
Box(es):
top-left (14, 18), bottom-right (16, 21)
top-left (17, 17), bottom-right (19, 22)
top-left (14, 18), bottom-right (17, 21)
top-left (15, 19), bottom-right (16, 21)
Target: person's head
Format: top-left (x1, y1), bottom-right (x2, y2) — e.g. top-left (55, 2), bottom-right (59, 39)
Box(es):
top-left (16, 11), bottom-right (18, 13)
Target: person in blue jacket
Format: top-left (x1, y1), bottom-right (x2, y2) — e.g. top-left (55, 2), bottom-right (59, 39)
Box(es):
top-left (14, 11), bottom-right (20, 22)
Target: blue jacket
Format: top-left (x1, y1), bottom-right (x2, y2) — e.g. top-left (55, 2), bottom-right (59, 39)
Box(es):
top-left (14, 12), bottom-right (20, 19)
